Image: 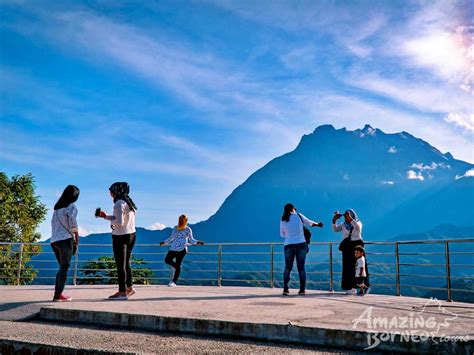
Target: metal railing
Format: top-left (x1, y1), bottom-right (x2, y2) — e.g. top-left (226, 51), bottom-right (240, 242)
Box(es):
top-left (1, 239), bottom-right (473, 302)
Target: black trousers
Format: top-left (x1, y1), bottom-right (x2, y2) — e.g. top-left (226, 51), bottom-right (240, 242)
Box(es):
top-left (165, 249), bottom-right (187, 283)
top-left (112, 233), bottom-right (136, 292)
top-left (51, 238), bottom-right (74, 298)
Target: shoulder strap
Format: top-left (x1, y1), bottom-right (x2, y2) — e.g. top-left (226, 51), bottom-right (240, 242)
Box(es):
top-left (297, 213), bottom-right (304, 225)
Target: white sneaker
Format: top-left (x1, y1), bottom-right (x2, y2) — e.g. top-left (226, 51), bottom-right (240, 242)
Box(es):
top-left (168, 281), bottom-right (176, 287)
top-left (345, 289), bottom-right (357, 295)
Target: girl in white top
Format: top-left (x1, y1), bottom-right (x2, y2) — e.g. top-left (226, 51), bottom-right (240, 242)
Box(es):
top-left (50, 185), bottom-right (80, 302)
top-left (354, 245), bottom-right (368, 295)
top-left (280, 203), bottom-right (323, 296)
top-left (98, 182), bottom-right (137, 300)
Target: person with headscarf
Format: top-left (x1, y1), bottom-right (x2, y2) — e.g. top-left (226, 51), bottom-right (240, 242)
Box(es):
top-left (159, 214), bottom-right (204, 287)
top-left (332, 209), bottom-right (370, 295)
top-left (51, 185), bottom-right (80, 302)
top-left (98, 182), bottom-right (137, 300)
top-left (280, 203), bottom-right (323, 296)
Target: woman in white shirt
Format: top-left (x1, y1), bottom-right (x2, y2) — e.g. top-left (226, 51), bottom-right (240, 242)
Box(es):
top-left (98, 182), bottom-right (137, 300)
top-left (280, 203), bottom-right (323, 296)
top-left (332, 209), bottom-right (370, 295)
top-left (50, 185), bottom-right (80, 302)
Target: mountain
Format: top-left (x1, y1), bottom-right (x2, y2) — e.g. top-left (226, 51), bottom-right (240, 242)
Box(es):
top-left (191, 124), bottom-right (473, 242)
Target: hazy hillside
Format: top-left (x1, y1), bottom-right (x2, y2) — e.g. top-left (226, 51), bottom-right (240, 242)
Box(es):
top-left (191, 124), bottom-right (473, 242)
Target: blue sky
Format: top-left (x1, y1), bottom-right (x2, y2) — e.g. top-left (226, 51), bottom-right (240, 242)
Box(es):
top-left (0, 0), bottom-right (472, 239)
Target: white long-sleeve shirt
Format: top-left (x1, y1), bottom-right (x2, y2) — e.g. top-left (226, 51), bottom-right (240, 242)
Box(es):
top-left (280, 212), bottom-right (316, 246)
top-left (332, 220), bottom-right (363, 241)
top-left (104, 200), bottom-right (136, 235)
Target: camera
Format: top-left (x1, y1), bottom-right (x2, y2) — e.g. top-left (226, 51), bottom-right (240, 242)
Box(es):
top-left (95, 207), bottom-right (101, 217)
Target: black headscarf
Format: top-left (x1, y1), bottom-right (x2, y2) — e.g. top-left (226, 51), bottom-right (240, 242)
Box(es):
top-left (54, 185), bottom-right (80, 210)
top-left (109, 182), bottom-right (137, 212)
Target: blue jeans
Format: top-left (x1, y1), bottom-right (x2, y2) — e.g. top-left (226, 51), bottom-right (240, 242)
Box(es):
top-left (283, 242), bottom-right (307, 291)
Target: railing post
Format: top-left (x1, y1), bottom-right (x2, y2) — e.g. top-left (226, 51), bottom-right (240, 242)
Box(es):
top-left (270, 244), bottom-right (274, 288)
top-left (217, 244), bottom-right (222, 287)
top-left (16, 244), bottom-right (24, 285)
top-left (73, 250), bottom-right (79, 286)
top-left (445, 241), bottom-right (452, 302)
top-left (329, 243), bottom-right (333, 291)
top-left (395, 242), bottom-right (401, 296)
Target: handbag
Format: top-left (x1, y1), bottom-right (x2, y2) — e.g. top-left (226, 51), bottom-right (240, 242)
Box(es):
top-left (297, 213), bottom-right (312, 244)
top-left (338, 228), bottom-right (353, 251)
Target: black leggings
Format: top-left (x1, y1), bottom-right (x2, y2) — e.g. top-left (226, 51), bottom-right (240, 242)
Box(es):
top-left (112, 233), bottom-right (136, 292)
top-left (165, 249), bottom-right (187, 283)
top-left (51, 238), bottom-right (74, 298)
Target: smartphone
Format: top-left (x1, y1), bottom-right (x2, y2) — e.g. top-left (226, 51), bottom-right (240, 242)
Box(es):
top-left (95, 208), bottom-right (101, 217)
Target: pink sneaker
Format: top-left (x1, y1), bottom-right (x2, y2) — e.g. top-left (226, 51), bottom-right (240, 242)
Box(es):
top-left (53, 294), bottom-right (72, 302)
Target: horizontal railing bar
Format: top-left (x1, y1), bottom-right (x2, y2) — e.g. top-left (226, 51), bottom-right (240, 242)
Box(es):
top-left (399, 273), bottom-right (445, 279)
top-left (221, 270), bottom-right (269, 273)
top-left (398, 252), bottom-right (445, 256)
top-left (400, 285), bottom-right (447, 291)
top-left (398, 263), bottom-right (446, 267)
top-left (366, 262), bottom-right (395, 266)
top-left (450, 288), bottom-right (474, 293)
top-left (2, 238), bottom-right (474, 248)
top-left (449, 264), bottom-right (474, 267)
top-left (221, 279), bottom-right (270, 282)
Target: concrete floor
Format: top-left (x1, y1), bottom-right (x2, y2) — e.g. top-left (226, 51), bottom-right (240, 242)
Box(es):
top-left (1, 285), bottom-right (473, 336)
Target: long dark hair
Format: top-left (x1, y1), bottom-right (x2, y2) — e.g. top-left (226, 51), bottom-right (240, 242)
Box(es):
top-left (54, 185), bottom-right (80, 210)
top-left (281, 203), bottom-right (295, 222)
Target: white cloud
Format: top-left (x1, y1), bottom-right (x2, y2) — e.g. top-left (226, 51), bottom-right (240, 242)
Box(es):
top-left (410, 162), bottom-right (450, 171)
top-left (407, 170), bottom-right (424, 181)
top-left (78, 226), bottom-right (90, 236)
top-left (455, 169), bottom-right (474, 180)
top-left (382, 180), bottom-right (395, 185)
top-left (444, 112), bottom-right (474, 132)
top-left (388, 146), bottom-right (397, 153)
top-left (149, 222), bottom-right (166, 231)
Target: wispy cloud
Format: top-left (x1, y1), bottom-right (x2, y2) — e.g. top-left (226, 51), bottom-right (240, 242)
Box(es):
top-left (455, 169), bottom-right (474, 180)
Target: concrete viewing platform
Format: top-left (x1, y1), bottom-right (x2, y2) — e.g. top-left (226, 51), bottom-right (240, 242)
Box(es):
top-left (1, 285), bottom-right (473, 353)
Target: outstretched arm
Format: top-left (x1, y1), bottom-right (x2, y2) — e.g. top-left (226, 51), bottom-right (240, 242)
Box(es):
top-left (299, 213), bottom-right (323, 228)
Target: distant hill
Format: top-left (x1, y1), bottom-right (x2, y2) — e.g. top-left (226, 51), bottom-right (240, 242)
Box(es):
top-left (190, 124), bottom-right (473, 242)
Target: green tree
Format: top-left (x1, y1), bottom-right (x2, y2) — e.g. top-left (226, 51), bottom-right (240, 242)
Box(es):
top-left (78, 256), bottom-right (154, 285)
top-left (0, 173), bottom-right (47, 285)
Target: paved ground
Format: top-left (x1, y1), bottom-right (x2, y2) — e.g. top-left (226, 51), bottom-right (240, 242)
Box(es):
top-left (0, 320), bottom-right (364, 354)
top-left (1, 285), bottom-right (473, 336)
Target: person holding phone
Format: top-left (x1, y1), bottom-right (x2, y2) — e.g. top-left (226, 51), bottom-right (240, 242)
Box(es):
top-left (160, 215), bottom-right (204, 287)
top-left (332, 209), bottom-right (370, 295)
top-left (97, 182), bottom-right (137, 300)
top-left (51, 185), bottom-right (80, 302)
top-left (280, 203), bottom-right (323, 296)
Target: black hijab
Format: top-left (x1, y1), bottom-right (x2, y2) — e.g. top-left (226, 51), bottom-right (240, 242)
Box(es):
top-left (109, 182), bottom-right (137, 212)
top-left (54, 185), bottom-right (80, 210)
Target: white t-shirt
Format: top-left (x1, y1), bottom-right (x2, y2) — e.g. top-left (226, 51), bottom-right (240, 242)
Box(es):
top-left (355, 256), bottom-right (367, 277)
top-left (280, 212), bottom-right (317, 246)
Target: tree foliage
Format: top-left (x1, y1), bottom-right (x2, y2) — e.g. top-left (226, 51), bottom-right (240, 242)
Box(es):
top-left (0, 173), bottom-right (47, 284)
top-left (78, 256), bottom-right (154, 285)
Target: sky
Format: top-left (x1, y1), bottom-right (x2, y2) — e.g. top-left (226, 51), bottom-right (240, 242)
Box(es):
top-left (0, 0), bottom-right (473, 240)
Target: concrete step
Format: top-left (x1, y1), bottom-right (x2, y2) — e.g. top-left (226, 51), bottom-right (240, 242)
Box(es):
top-left (38, 307), bottom-right (473, 354)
